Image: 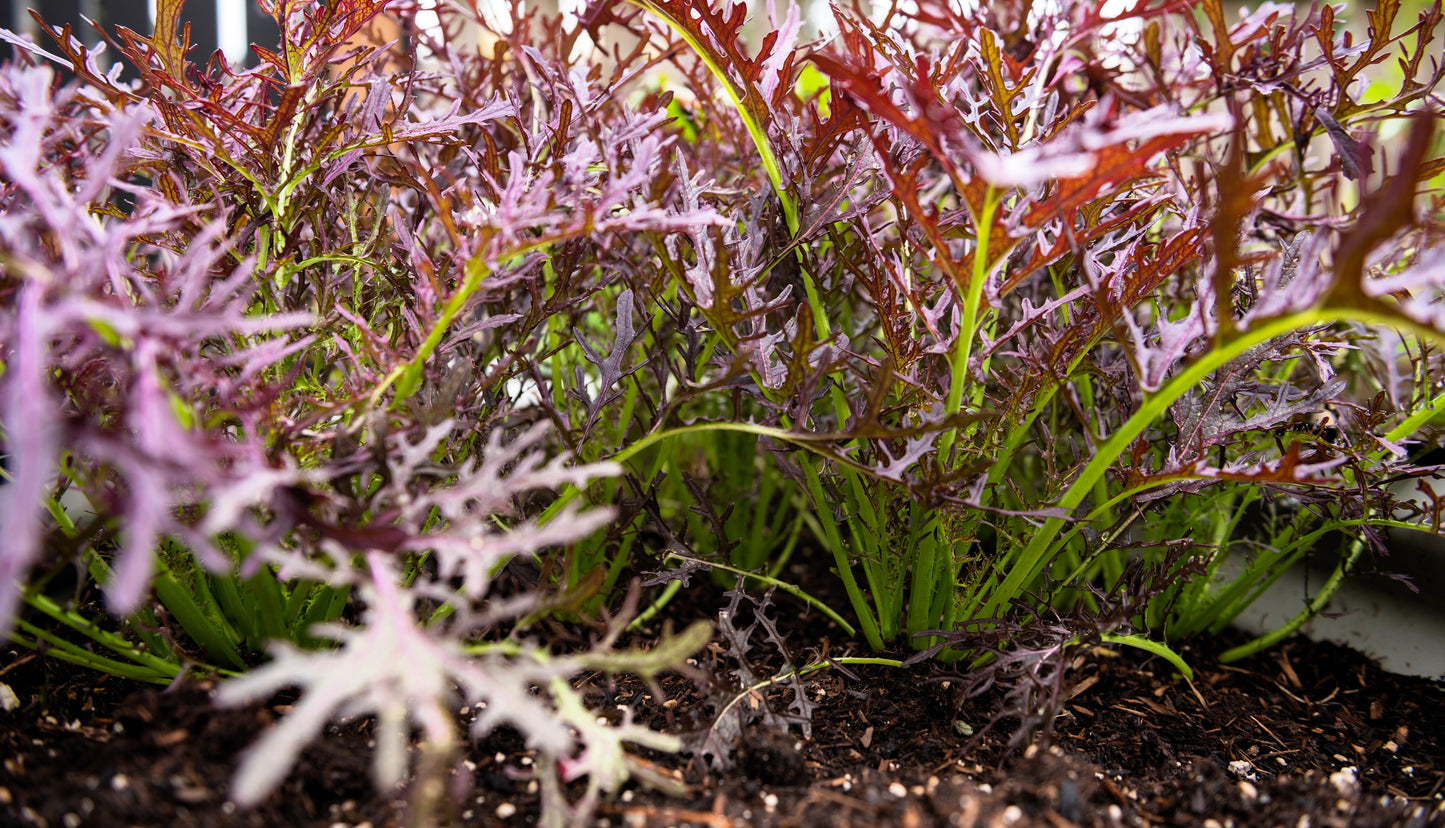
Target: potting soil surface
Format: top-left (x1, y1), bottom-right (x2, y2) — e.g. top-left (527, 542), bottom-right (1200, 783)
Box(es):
top-left (3, 615), bottom-right (1443, 828)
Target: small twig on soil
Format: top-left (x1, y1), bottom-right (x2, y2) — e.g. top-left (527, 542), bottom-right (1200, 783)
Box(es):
top-left (610, 805), bottom-right (735, 827)
top-left (1250, 714), bottom-right (1291, 750)
top-left (0, 654), bottom-right (37, 678)
top-left (1182, 676), bottom-right (1210, 712)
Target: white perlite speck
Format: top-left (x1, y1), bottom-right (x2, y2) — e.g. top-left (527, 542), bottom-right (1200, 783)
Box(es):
top-left (1330, 766), bottom-right (1359, 794)
top-left (1228, 759), bottom-right (1258, 781)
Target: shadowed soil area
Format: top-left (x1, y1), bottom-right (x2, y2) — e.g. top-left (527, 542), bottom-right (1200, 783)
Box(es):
top-left (3, 621), bottom-right (1443, 827)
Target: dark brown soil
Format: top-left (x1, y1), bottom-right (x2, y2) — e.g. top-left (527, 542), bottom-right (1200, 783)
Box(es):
top-left (3, 616), bottom-right (1443, 828)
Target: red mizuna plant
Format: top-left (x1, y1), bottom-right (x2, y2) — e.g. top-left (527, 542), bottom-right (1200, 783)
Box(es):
top-left (0, 1), bottom-right (714, 823)
top-left (1, 0), bottom-right (1443, 822)
top-left (537, 0), bottom-right (1444, 665)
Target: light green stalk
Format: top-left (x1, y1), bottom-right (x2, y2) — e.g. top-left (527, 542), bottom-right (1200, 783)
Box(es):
top-left (978, 306), bottom-right (1445, 623)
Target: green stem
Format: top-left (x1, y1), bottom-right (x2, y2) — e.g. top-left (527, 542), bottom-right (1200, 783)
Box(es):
top-left (1218, 536), bottom-right (1363, 664)
top-left (711, 656), bottom-right (909, 727)
top-left (939, 187), bottom-right (999, 463)
top-left (1099, 633), bottom-right (1193, 680)
top-left (659, 544), bottom-right (858, 637)
top-left (20, 591), bottom-right (191, 676)
top-left (626, 0), bottom-right (795, 233)
top-left (10, 619), bottom-right (181, 684)
top-left (625, 0), bottom-right (838, 345)
top-left (802, 457), bottom-right (884, 648)
top-left (385, 242), bottom-right (549, 406)
top-left (981, 307), bottom-right (1445, 622)
top-left (539, 420), bottom-right (884, 524)
top-left (627, 580), bottom-right (683, 632)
